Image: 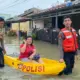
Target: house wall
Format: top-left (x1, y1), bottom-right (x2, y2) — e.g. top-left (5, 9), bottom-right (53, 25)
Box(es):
top-left (11, 21), bottom-right (30, 32)
top-left (33, 20), bottom-right (44, 29)
top-left (12, 23), bottom-right (19, 30)
top-left (20, 21), bottom-right (29, 32)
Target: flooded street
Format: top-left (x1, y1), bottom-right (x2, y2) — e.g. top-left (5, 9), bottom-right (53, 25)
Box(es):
top-left (0, 36), bottom-right (80, 80)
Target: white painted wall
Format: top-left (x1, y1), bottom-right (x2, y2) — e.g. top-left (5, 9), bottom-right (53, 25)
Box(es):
top-left (33, 20), bottom-right (44, 29)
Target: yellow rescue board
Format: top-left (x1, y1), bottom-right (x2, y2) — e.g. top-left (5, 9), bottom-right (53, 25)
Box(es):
top-left (4, 55), bottom-right (66, 75)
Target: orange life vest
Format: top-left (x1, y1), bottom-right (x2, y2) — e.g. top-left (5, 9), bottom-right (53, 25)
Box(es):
top-left (61, 28), bottom-right (78, 52)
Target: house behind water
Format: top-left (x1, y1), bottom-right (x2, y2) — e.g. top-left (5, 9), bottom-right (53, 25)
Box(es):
top-left (6, 8), bottom-right (41, 35)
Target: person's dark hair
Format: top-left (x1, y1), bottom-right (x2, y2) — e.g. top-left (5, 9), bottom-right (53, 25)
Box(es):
top-left (25, 36), bottom-right (33, 46)
top-left (0, 17), bottom-right (5, 28)
top-left (0, 17), bottom-right (4, 22)
top-left (63, 15), bottom-right (72, 21)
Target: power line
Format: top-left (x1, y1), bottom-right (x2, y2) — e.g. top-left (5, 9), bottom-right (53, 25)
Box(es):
top-left (0, 0), bottom-right (21, 9)
top-left (0, 0), bottom-right (10, 7)
top-left (0, 0), bottom-right (28, 10)
top-left (6, 0), bottom-right (28, 9)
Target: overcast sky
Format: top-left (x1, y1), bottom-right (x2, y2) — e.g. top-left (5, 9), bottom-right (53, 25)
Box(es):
top-left (0, 0), bottom-right (64, 16)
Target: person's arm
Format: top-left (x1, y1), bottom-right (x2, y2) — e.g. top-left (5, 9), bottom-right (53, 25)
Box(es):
top-left (58, 32), bottom-right (65, 62)
top-left (1, 37), bottom-right (4, 49)
top-left (29, 49), bottom-right (36, 59)
top-left (58, 38), bottom-right (64, 58)
top-left (0, 33), bottom-right (6, 54)
top-left (1, 39), bottom-right (5, 52)
top-left (20, 41), bottom-right (27, 53)
top-left (75, 32), bottom-right (79, 55)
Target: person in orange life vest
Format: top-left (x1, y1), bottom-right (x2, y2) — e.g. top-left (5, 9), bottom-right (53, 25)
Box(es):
top-left (19, 36), bottom-right (43, 63)
top-left (58, 16), bottom-right (79, 75)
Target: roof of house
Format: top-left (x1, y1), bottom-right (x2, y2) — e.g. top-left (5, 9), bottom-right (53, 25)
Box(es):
top-left (6, 16), bottom-right (31, 23)
top-left (29, 1), bottom-right (80, 18)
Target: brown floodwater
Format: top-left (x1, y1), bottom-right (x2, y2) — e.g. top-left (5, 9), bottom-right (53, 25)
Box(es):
top-left (0, 36), bottom-right (80, 80)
